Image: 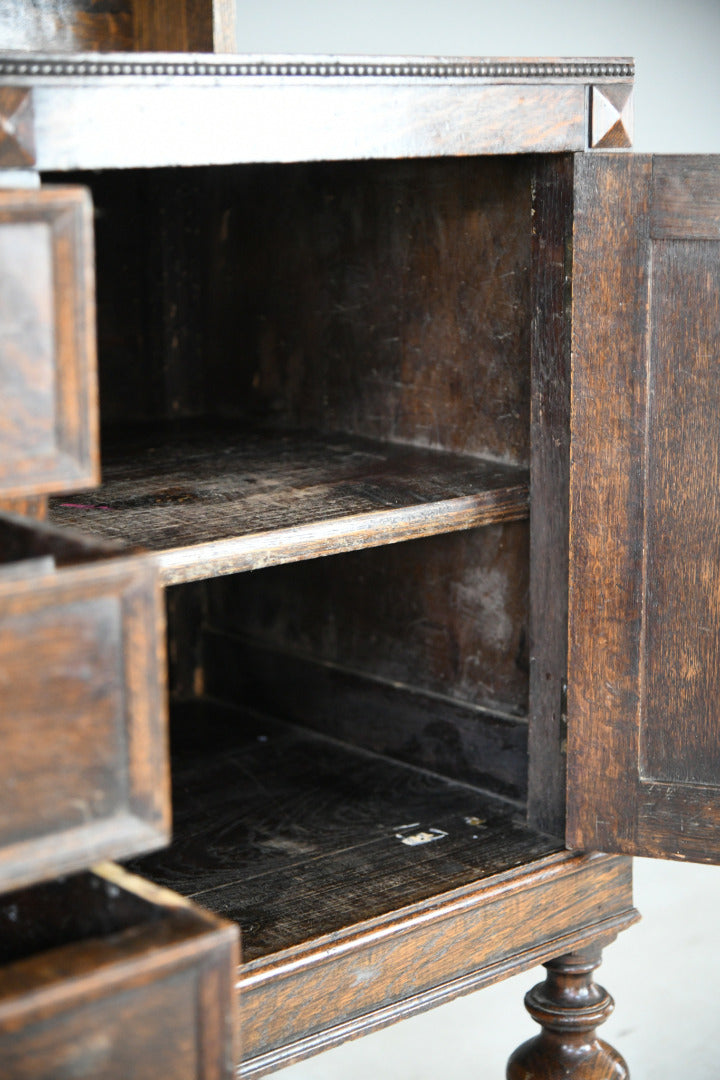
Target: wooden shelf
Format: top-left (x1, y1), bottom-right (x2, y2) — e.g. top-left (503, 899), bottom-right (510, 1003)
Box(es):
top-left (48, 424), bottom-right (529, 584)
top-left (128, 700), bottom-right (560, 963)
top-left (124, 702), bottom-right (639, 1076)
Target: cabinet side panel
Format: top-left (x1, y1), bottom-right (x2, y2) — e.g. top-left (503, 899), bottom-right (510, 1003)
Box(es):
top-left (527, 154), bottom-right (574, 836)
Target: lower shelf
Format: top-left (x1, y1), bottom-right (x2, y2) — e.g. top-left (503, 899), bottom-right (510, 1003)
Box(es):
top-left (127, 700), bottom-right (638, 1076)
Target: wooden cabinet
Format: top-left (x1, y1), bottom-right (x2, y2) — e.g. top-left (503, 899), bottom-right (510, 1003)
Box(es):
top-left (0, 44), bottom-right (717, 1079)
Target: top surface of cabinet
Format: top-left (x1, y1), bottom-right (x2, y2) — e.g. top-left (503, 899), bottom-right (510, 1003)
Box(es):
top-left (0, 53), bottom-right (634, 169)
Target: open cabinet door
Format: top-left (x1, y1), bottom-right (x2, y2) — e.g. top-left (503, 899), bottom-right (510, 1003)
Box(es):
top-left (567, 154), bottom-right (720, 862)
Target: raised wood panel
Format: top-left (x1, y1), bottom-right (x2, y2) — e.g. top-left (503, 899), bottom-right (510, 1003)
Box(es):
top-left (567, 154), bottom-right (720, 862)
top-left (0, 514), bottom-right (170, 890)
top-left (0, 864), bottom-right (239, 1080)
top-left (0, 188), bottom-right (98, 499)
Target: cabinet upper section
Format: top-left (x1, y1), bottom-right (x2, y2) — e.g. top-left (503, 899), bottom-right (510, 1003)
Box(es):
top-left (0, 54), bottom-right (634, 169)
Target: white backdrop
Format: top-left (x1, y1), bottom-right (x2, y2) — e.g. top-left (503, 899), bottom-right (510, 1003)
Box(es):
top-left (234, 0), bottom-right (720, 152)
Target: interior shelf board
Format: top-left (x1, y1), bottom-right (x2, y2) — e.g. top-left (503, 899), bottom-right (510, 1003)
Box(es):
top-left (48, 424), bottom-right (529, 584)
top-left (126, 700), bottom-right (561, 962)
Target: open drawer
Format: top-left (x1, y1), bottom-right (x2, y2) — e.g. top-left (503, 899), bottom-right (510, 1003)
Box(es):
top-left (0, 513), bottom-right (169, 893)
top-left (0, 863), bottom-right (239, 1080)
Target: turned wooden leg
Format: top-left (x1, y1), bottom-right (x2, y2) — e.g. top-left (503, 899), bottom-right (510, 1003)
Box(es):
top-left (507, 947), bottom-right (629, 1079)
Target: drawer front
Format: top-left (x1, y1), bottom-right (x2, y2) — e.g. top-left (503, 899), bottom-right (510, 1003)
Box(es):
top-left (0, 187), bottom-right (98, 498)
top-left (0, 865), bottom-right (239, 1080)
top-left (0, 526), bottom-right (170, 891)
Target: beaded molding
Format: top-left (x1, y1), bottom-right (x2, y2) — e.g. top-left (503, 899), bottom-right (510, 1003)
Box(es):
top-left (0, 57), bottom-right (634, 80)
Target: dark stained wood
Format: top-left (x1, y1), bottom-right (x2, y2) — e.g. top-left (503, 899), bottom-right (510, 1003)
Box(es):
top-left (651, 156), bottom-right (720, 239)
top-left (507, 948), bottom-right (629, 1080)
top-left (123, 701), bottom-right (636, 1076)
top-left (28, 79), bottom-right (592, 172)
top-left (567, 154), bottom-right (720, 861)
top-left (128, 700), bottom-right (550, 956)
top-left (203, 157), bottom-right (532, 463)
top-left (0, 89), bottom-right (35, 168)
top-left (526, 154), bottom-right (574, 837)
top-left (203, 631), bottom-right (528, 802)
top-left (0, 864), bottom-right (239, 1080)
top-left (566, 153), bottom-right (651, 855)
top-left (0, 187), bottom-right (98, 499)
top-left (49, 425), bottom-right (529, 585)
top-left (0, 496), bottom-right (47, 520)
top-left (0, 512), bottom-right (170, 892)
top-left (236, 854), bottom-right (636, 1075)
top-left (0, 0), bottom-right (236, 52)
top-left (204, 523), bottom-right (529, 715)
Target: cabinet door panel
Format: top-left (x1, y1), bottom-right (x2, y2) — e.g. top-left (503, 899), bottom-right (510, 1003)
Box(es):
top-left (567, 154), bottom-right (720, 862)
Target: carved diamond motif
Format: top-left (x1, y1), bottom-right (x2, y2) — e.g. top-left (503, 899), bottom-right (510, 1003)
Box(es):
top-left (590, 84), bottom-right (634, 149)
top-left (0, 88), bottom-right (35, 168)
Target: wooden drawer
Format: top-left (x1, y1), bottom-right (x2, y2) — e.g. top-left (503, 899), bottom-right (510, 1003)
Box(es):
top-left (0, 186), bottom-right (98, 498)
top-left (0, 863), bottom-right (239, 1079)
top-left (0, 513), bottom-right (169, 892)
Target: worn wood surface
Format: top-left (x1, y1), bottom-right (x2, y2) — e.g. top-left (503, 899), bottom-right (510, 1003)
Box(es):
top-left (27, 81), bottom-right (589, 171)
top-left (202, 157), bottom-right (532, 462)
top-left (52, 159), bottom-right (532, 462)
top-left (0, 496), bottom-right (47, 520)
top-left (567, 153), bottom-right (720, 862)
top-left (49, 425), bottom-right (528, 585)
top-left (0, 513), bottom-right (170, 891)
top-left (0, 88), bottom-right (35, 168)
top-left (0, 0), bottom-right (236, 52)
top-left (526, 155), bottom-right (573, 837)
top-left (204, 522), bottom-right (529, 715)
top-left (651, 156), bottom-right (720, 239)
top-left (128, 700), bottom-right (550, 959)
top-left (203, 631), bottom-right (528, 802)
top-left (507, 948), bottom-right (629, 1080)
top-left (0, 186), bottom-right (98, 498)
top-left (235, 852), bottom-right (635, 1075)
top-left (0, 863), bottom-right (239, 1080)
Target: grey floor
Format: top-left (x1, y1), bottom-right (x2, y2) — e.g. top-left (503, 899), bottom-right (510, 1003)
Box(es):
top-left (275, 858), bottom-right (720, 1079)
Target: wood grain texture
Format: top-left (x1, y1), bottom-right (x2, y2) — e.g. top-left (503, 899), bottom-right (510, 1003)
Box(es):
top-left (0, 512), bottom-right (170, 891)
top-left (57, 158), bottom-right (532, 464)
top-left (128, 701), bottom-right (550, 958)
top-left (0, 0), bottom-right (235, 52)
top-left (0, 186), bottom-right (98, 498)
top-left (49, 425), bottom-right (528, 585)
top-left (234, 852), bottom-right (636, 1075)
top-left (202, 631), bottom-right (528, 802)
top-left (0, 864), bottom-right (238, 1080)
top-left (204, 522), bottom-right (529, 715)
top-left (30, 82), bottom-right (587, 171)
top-left (202, 157), bottom-right (532, 463)
top-left (651, 156), bottom-right (720, 239)
top-left (0, 496), bottom-right (47, 520)
top-left (507, 948), bottom-right (629, 1080)
top-left (527, 154), bottom-right (573, 837)
top-left (0, 88), bottom-right (35, 168)
top-left (567, 153), bottom-right (720, 862)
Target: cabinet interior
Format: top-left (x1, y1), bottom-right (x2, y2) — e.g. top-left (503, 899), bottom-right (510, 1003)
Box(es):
top-left (47, 153), bottom-right (570, 963)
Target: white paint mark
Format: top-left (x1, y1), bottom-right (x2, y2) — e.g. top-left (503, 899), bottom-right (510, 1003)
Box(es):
top-left (464, 816), bottom-right (486, 827)
top-left (397, 828), bottom-right (448, 847)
